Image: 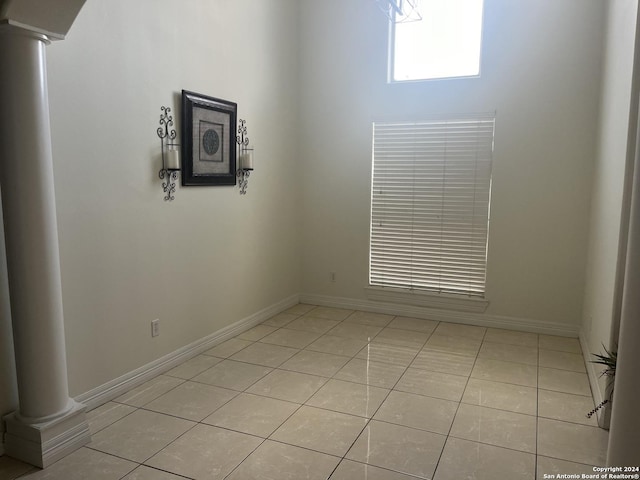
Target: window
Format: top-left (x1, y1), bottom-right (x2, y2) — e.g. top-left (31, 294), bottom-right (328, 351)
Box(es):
top-left (390, 0), bottom-right (485, 82)
top-left (369, 115), bottom-right (495, 297)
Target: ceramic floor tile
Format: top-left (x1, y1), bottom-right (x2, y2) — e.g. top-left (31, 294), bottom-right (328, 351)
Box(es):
top-left (270, 405), bottom-right (367, 456)
top-left (478, 341), bottom-right (538, 366)
top-left (371, 327), bottom-right (430, 348)
top-left (145, 424), bottom-right (262, 480)
top-left (203, 392), bottom-right (299, 437)
top-left (538, 335), bottom-right (581, 353)
top-left (113, 375), bottom-right (184, 407)
top-left (461, 378), bottom-right (537, 415)
top-left (346, 420), bottom-right (446, 479)
top-left (538, 367), bottom-right (591, 396)
top-left (537, 417), bottom-right (608, 465)
top-left (284, 303), bottom-right (316, 315)
top-left (86, 402), bottom-right (136, 435)
top-left (434, 322), bottom-right (486, 340)
top-left (89, 409), bottom-right (195, 463)
top-left (192, 359), bottom-right (272, 391)
top-left (539, 349), bottom-right (586, 372)
top-left (306, 378), bottom-right (389, 418)
top-left (305, 334), bottom-right (369, 357)
top-left (334, 358), bottom-right (406, 389)
top-left (449, 403), bottom-right (537, 453)
top-left (355, 342), bottom-right (419, 367)
top-left (410, 349), bottom-right (475, 376)
top-left (229, 342), bottom-right (299, 367)
top-left (164, 354), bottom-right (222, 380)
top-left (237, 324), bottom-right (279, 341)
top-left (143, 381), bottom-right (237, 421)
top-left (284, 316), bottom-right (340, 334)
top-left (263, 312), bottom-right (298, 327)
top-left (246, 369), bottom-right (327, 403)
top-left (483, 328), bottom-right (538, 347)
top-left (434, 437), bottom-right (535, 480)
top-left (203, 338), bottom-right (253, 358)
top-left (121, 465), bottom-right (186, 480)
top-left (330, 460), bottom-right (420, 480)
top-left (304, 306), bottom-right (354, 321)
top-left (424, 334), bottom-right (482, 357)
top-left (226, 440), bottom-right (340, 480)
top-left (538, 389), bottom-right (598, 426)
top-left (259, 328), bottom-right (322, 349)
top-left (326, 322), bottom-right (383, 342)
top-left (344, 311), bottom-right (394, 327)
top-left (387, 316), bottom-right (438, 334)
top-left (374, 390), bottom-right (458, 435)
top-left (471, 358), bottom-right (537, 387)
top-left (16, 448), bottom-right (136, 480)
top-left (280, 350), bottom-right (350, 377)
top-left (395, 368), bottom-right (468, 401)
top-left (536, 456), bottom-right (601, 479)
top-left (0, 456), bottom-right (34, 479)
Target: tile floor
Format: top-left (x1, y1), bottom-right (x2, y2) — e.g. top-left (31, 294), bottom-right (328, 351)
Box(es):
top-left (0, 304), bottom-right (608, 480)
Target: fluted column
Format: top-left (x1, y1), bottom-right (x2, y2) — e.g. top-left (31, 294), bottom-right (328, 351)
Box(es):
top-left (0, 23), bottom-right (89, 468)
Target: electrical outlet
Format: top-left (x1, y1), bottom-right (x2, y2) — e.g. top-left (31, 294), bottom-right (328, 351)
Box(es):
top-left (151, 319), bottom-right (160, 337)
top-left (330, 271), bottom-right (336, 282)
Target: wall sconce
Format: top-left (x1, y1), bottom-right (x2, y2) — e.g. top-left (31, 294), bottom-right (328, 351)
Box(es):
top-left (157, 106), bottom-right (181, 201)
top-left (236, 119), bottom-right (254, 195)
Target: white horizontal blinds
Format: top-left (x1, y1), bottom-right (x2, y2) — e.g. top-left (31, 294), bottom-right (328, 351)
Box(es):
top-left (370, 116), bottom-right (495, 296)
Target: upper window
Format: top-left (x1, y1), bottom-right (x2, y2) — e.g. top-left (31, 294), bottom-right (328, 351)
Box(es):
top-left (389, 0), bottom-right (485, 82)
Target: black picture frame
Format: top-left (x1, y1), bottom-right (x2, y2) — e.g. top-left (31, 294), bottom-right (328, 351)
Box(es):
top-left (181, 90), bottom-right (237, 186)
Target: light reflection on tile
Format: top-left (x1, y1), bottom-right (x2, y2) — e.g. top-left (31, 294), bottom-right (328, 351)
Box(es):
top-left (334, 358), bottom-right (406, 389)
top-left (450, 404), bottom-right (537, 453)
top-left (462, 378), bottom-right (537, 415)
top-left (434, 437), bottom-right (535, 480)
top-left (411, 349), bottom-right (475, 376)
top-left (306, 378), bottom-right (389, 418)
top-left (331, 459), bottom-right (421, 480)
top-left (396, 368), bottom-right (468, 401)
top-left (346, 420), bottom-right (446, 479)
top-left (372, 327), bottom-right (430, 348)
top-left (424, 334), bottom-right (482, 357)
top-left (388, 316), bottom-right (438, 334)
top-left (374, 390), bottom-right (458, 434)
top-left (226, 440), bottom-right (340, 480)
top-left (478, 341), bottom-right (538, 366)
top-left (355, 342), bottom-right (419, 367)
top-left (270, 405), bottom-right (367, 456)
top-left (471, 358), bottom-right (537, 387)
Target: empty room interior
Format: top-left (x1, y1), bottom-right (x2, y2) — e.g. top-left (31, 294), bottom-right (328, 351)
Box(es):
top-left (1, 0), bottom-right (639, 478)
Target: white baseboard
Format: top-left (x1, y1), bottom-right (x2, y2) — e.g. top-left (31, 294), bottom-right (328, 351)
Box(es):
top-left (75, 294), bottom-right (299, 411)
top-left (579, 332), bottom-right (611, 429)
top-left (300, 293), bottom-right (580, 337)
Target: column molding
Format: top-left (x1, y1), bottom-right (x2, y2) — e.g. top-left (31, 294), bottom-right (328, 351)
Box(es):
top-left (0, 21), bottom-right (89, 468)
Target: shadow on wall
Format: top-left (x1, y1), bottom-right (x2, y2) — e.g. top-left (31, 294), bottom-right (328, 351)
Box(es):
top-left (0, 196), bottom-right (19, 437)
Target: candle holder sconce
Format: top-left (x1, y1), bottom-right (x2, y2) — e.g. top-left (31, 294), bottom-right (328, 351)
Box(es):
top-left (236, 119), bottom-right (254, 195)
top-left (157, 106), bottom-right (181, 201)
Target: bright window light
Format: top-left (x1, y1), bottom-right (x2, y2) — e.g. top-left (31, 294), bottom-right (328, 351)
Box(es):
top-left (391, 0), bottom-right (484, 82)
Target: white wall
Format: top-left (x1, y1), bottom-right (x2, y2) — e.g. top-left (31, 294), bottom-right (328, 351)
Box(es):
top-left (29, 0), bottom-right (301, 397)
top-left (581, 0), bottom-right (639, 417)
top-left (298, 0), bottom-right (605, 331)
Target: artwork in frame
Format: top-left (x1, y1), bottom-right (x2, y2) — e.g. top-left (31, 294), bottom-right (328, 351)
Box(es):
top-left (181, 90), bottom-right (237, 186)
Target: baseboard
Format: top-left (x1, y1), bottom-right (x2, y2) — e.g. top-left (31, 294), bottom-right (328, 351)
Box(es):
top-left (299, 293), bottom-right (580, 337)
top-left (75, 294), bottom-right (299, 411)
top-left (580, 332), bottom-right (611, 429)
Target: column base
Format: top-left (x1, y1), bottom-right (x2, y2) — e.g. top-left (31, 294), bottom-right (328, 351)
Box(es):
top-left (3, 400), bottom-right (90, 468)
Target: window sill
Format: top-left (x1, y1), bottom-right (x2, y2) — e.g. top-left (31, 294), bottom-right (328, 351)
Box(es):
top-left (364, 286), bottom-right (489, 313)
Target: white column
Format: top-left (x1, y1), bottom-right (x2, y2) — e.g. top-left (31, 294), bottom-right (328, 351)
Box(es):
top-left (0, 24), bottom-right (89, 468)
top-left (607, 101), bottom-right (640, 465)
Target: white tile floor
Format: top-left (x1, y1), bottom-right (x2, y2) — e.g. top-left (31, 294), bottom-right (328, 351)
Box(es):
top-left (0, 304), bottom-right (608, 480)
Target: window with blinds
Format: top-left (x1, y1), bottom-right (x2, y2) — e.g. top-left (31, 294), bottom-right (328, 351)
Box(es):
top-left (370, 115), bottom-right (495, 297)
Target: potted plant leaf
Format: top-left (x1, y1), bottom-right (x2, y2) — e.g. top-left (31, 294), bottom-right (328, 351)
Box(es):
top-left (587, 344), bottom-right (617, 420)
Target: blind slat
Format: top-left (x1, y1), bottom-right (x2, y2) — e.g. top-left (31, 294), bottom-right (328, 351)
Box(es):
top-left (370, 116), bottom-right (494, 297)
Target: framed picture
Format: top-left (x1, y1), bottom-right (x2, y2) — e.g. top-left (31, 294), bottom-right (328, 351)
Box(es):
top-left (181, 90), bottom-right (237, 186)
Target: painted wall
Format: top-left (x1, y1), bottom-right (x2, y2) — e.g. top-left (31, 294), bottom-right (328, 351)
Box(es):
top-left (298, 0), bottom-right (605, 330)
top-left (581, 0), bottom-right (639, 409)
top-left (0, 0), bottom-right (301, 398)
